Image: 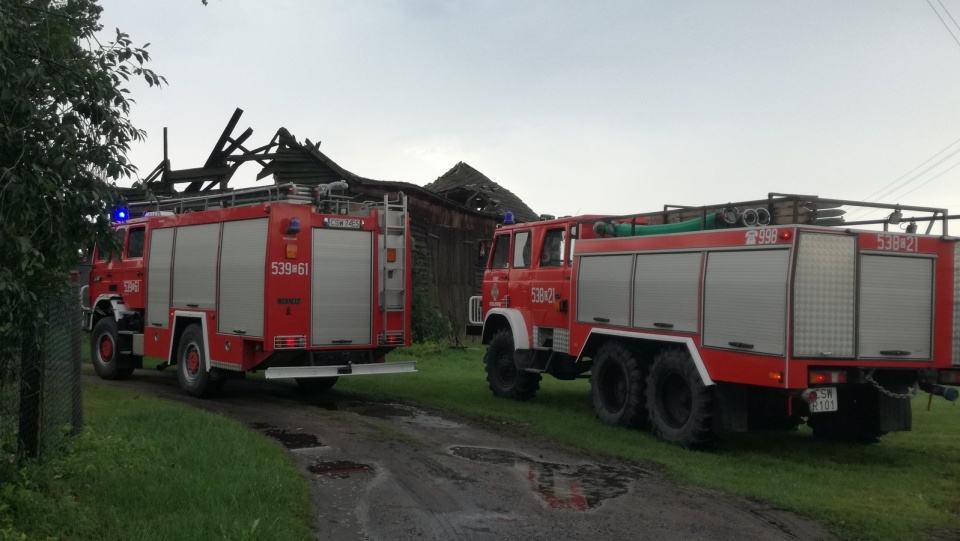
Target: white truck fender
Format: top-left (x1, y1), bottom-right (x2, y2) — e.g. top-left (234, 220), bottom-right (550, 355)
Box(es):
top-left (483, 308), bottom-right (531, 350)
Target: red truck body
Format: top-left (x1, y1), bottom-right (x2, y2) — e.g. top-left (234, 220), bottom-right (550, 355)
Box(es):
top-left (472, 196), bottom-right (960, 446)
top-left (83, 184), bottom-right (414, 396)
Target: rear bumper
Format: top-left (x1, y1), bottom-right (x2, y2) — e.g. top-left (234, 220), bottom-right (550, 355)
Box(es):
top-left (264, 361), bottom-right (417, 379)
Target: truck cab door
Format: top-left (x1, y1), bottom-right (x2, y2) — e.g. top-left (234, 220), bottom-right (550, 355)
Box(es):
top-left (483, 232), bottom-right (512, 315)
top-left (90, 227), bottom-right (126, 298)
top-left (529, 226), bottom-right (572, 333)
top-left (118, 224), bottom-right (147, 309)
top-left (507, 228), bottom-right (534, 343)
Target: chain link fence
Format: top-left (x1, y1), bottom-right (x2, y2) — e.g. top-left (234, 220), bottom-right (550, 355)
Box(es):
top-left (0, 281), bottom-right (84, 465)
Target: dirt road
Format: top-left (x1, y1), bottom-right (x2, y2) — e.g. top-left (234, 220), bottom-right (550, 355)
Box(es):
top-left (85, 369), bottom-right (831, 541)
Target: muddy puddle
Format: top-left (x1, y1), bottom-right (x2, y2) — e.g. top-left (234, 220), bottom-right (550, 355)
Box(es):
top-left (309, 460), bottom-right (374, 478)
top-left (251, 423), bottom-right (324, 449)
top-left (450, 446), bottom-right (647, 511)
top-left (312, 399), bottom-right (463, 429)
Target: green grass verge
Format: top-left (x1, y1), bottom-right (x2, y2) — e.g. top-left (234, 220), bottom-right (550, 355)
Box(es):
top-left (1, 383), bottom-right (313, 541)
top-left (339, 344), bottom-right (960, 541)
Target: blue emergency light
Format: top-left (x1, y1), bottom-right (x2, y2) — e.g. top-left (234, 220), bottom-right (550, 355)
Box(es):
top-left (112, 206), bottom-right (130, 222)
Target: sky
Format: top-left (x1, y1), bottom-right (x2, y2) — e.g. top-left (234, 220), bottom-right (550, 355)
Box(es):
top-left (96, 0), bottom-right (960, 226)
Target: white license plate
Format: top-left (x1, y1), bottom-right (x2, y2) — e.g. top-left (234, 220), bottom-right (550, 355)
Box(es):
top-left (808, 387), bottom-right (838, 413)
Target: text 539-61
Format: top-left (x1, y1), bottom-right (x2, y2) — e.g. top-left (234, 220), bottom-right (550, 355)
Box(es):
top-left (271, 262), bottom-right (308, 276)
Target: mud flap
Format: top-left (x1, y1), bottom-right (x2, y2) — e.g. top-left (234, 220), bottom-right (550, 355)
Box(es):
top-left (713, 382), bottom-right (748, 432)
top-left (878, 392), bottom-right (912, 432)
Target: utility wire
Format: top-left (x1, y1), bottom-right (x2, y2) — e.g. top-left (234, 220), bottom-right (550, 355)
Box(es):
top-left (936, 0), bottom-right (960, 34)
top-left (926, 0), bottom-right (960, 50)
top-left (891, 158), bottom-right (960, 201)
top-left (849, 139), bottom-right (960, 219)
top-left (850, 1), bottom-right (960, 221)
top-left (856, 135), bottom-right (960, 203)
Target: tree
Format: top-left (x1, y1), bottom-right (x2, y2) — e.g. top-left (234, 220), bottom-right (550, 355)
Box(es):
top-left (0, 0), bottom-right (163, 342)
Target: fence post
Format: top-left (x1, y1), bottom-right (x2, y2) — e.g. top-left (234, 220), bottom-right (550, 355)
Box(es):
top-left (17, 321), bottom-right (43, 459)
top-left (69, 276), bottom-right (83, 435)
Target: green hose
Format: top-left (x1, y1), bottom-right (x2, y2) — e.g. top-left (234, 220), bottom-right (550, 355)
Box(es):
top-left (598, 213), bottom-right (717, 236)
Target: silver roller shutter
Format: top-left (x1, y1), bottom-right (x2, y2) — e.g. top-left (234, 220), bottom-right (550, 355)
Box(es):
top-left (633, 252), bottom-right (701, 333)
top-left (145, 227), bottom-right (174, 328)
top-left (218, 218), bottom-right (267, 337)
top-left (311, 228), bottom-right (372, 346)
top-left (576, 254), bottom-right (633, 327)
top-left (859, 254), bottom-right (933, 360)
top-left (172, 223), bottom-right (220, 310)
top-left (703, 249), bottom-right (790, 355)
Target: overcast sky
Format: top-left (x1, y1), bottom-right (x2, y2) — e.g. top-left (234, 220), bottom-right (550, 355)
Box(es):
top-left (97, 1), bottom-right (960, 225)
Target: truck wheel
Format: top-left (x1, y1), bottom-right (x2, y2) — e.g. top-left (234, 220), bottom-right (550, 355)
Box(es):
top-left (484, 330), bottom-right (541, 400)
top-left (296, 377), bottom-right (339, 392)
top-left (176, 324), bottom-right (224, 398)
top-left (91, 317), bottom-right (134, 380)
top-left (646, 347), bottom-right (715, 448)
top-left (590, 341), bottom-right (648, 427)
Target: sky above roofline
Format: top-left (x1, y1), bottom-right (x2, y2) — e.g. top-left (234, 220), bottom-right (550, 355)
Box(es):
top-left (99, 1), bottom-right (960, 224)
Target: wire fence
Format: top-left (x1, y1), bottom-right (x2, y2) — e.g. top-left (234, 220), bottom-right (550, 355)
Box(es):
top-left (0, 281), bottom-right (84, 467)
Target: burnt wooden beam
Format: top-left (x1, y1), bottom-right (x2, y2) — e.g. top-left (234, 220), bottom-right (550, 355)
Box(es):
top-left (168, 166), bottom-right (233, 181)
top-left (142, 161), bottom-right (165, 183)
top-left (220, 127), bottom-right (254, 158)
top-left (225, 153), bottom-right (283, 162)
top-left (204, 108), bottom-right (244, 168)
top-left (184, 108), bottom-right (244, 192)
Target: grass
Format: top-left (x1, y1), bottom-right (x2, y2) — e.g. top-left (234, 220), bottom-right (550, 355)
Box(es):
top-left (337, 343), bottom-right (960, 541)
top-left (1, 383), bottom-right (313, 541)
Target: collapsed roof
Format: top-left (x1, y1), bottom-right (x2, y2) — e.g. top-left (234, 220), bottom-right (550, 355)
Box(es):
top-left (139, 108), bottom-right (537, 222)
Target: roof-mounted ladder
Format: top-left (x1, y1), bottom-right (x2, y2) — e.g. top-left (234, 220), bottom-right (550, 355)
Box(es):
top-left (379, 192), bottom-right (408, 344)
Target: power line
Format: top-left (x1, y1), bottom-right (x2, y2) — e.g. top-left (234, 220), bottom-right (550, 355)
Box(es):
top-left (926, 0), bottom-right (960, 50)
top-left (891, 157), bottom-right (960, 201)
top-left (936, 0), bottom-right (960, 35)
top-left (857, 135), bottom-right (960, 203)
top-left (850, 137), bottom-right (960, 219)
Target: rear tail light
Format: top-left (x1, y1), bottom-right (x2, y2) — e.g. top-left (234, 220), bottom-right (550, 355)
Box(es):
top-left (801, 389), bottom-right (819, 404)
top-left (274, 335), bottom-right (306, 349)
top-left (939, 370), bottom-right (960, 384)
top-left (809, 370), bottom-right (847, 385)
top-left (379, 334), bottom-right (403, 345)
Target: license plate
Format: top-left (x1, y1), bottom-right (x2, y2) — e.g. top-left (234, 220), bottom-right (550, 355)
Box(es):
top-left (808, 387), bottom-right (838, 413)
top-left (327, 218), bottom-right (362, 229)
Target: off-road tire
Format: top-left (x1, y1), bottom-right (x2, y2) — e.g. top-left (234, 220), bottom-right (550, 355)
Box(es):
top-left (647, 347), bottom-right (715, 448)
top-left (176, 324), bottom-right (224, 398)
top-left (590, 341), bottom-right (648, 427)
top-left (91, 317), bottom-right (134, 380)
top-left (484, 330), bottom-right (541, 400)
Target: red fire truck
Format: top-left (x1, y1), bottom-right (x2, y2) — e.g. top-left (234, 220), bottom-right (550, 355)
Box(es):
top-left (469, 195), bottom-right (960, 447)
top-left (82, 183), bottom-right (414, 397)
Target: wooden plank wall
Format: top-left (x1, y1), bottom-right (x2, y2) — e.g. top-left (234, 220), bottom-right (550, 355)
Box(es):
top-left (356, 184), bottom-right (495, 340)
